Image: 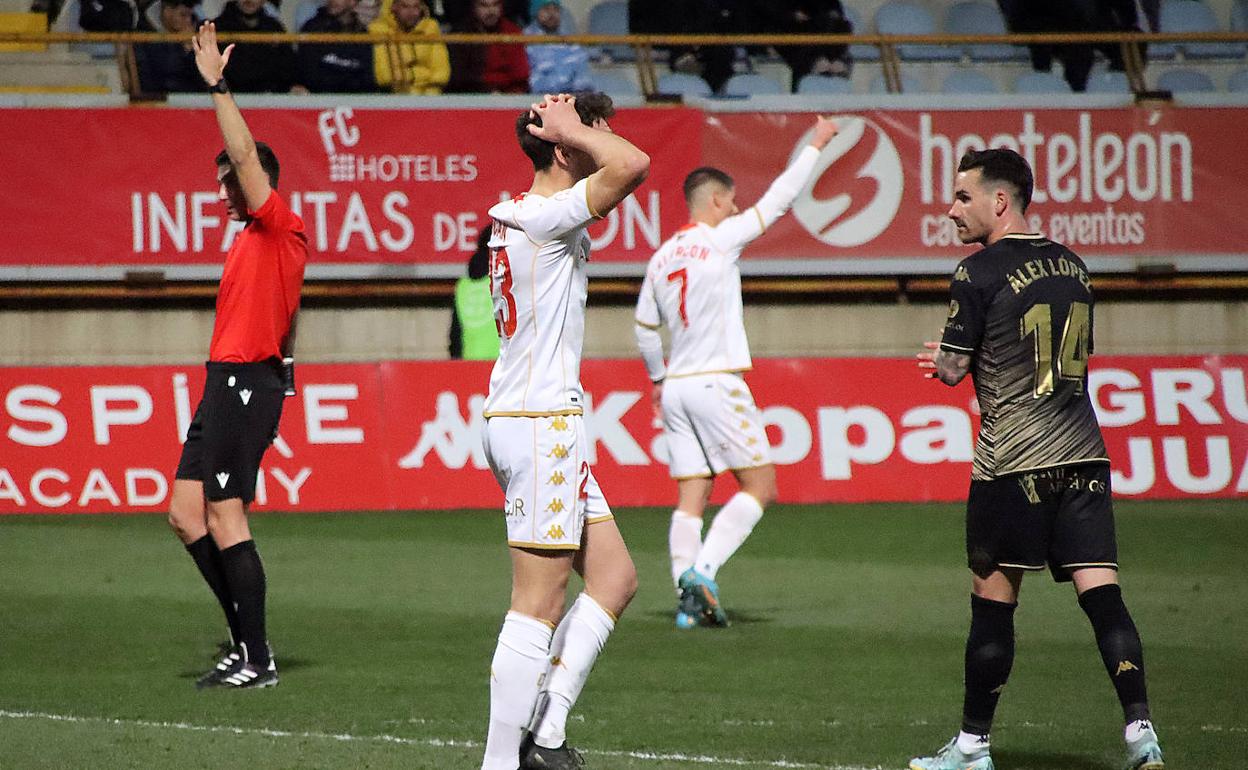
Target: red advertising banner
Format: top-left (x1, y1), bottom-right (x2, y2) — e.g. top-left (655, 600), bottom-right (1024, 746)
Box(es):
top-left (2, 356), bottom-right (1244, 514)
top-left (3, 105), bottom-right (1246, 273)
top-left (2, 106), bottom-right (700, 268)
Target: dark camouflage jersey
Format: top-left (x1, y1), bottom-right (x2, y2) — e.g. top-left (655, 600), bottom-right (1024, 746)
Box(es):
top-left (940, 233), bottom-right (1108, 480)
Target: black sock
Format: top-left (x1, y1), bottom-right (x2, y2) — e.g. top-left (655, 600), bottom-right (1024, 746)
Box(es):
top-left (219, 540), bottom-right (270, 668)
top-left (1079, 583), bottom-right (1150, 723)
top-left (961, 594), bottom-right (1017, 735)
top-left (185, 535), bottom-right (241, 646)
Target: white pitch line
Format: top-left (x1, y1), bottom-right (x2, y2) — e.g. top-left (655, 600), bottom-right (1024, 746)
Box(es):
top-left (0, 710), bottom-right (880, 770)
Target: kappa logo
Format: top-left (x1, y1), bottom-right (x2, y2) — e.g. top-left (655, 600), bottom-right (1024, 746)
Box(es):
top-left (215, 472), bottom-right (230, 488)
top-left (1116, 660), bottom-right (1140, 676)
top-left (239, 388), bottom-right (252, 406)
top-left (548, 471), bottom-right (567, 486)
top-left (948, 300), bottom-right (960, 319)
top-left (550, 416), bottom-right (569, 432)
top-left (547, 444), bottom-right (570, 459)
top-left (545, 524), bottom-right (566, 539)
top-left (1018, 474), bottom-right (1041, 504)
top-left (790, 116), bottom-right (904, 248)
top-left (545, 499), bottom-right (566, 514)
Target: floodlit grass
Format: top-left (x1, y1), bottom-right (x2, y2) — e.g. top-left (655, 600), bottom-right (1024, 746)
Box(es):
top-left (1, 501), bottom-right (1243, 769)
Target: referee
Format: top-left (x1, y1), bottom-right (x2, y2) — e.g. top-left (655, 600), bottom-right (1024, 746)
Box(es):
top-left (167, 21), bottom-right (307, 690)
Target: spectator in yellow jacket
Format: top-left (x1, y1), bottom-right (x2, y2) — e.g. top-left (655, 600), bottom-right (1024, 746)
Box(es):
top-left (370, 0), bottom-right (450, 94)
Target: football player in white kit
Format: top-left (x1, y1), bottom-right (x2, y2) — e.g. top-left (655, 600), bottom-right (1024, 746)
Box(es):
top-left (634, 115), bottom-right (838, 629)
top-left (479, 92), bottom-right (650, 770)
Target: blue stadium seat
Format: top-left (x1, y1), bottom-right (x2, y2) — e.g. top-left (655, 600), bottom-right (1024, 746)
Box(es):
top-left (944, 1), bottom-right (1023, 61)
top-left (656, 72), bottom-right (712, 97)
top-left (844, 5), bottom-right (880, 62)
top-left (722, 73), bottom-right (786, 96)
top-left (587, 0), bottom-right (632, 62)
top-left (942, 69), bottom-right (998, 93)
top-left (1156, 68), bottom-right (1216, 92)
top-left (1154, 0), bottom-right (1245, 59)
top-left (874, 1), bottom-right (959, 61)
top-left (294, 0), bottom-right (319, 30)
top-left (1233, 0), bottom-right (1248, 32)
top-left (797, 74), bottom-right (854, 94)
top-left (1229, 68), bottom-right (1248, 91)
top-left (51, 0), bottom-right (116, 59)
top-left (588, 70), bottom-right (639, 96)
top-left (869, 72), bottom-right (925, 93)
top-left (1013, 71), bottom-right (1072, 93)
top-left (1084, 70), bottom-right (1131, 93)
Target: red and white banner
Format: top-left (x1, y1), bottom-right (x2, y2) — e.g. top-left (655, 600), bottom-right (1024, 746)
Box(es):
top-left (2, 356), bottom-right (1244, 514)
top-left (4, 106), bottom-right (1247, 271)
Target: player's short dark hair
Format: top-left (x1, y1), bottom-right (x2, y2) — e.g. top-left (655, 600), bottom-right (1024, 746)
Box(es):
top-left (683, 167), bottom-right (734, 203)
top-left (215, 141), bottom-right (280, 188)
top-left (515, 92), bottom-right (615, 172)
top-left (958, 148), bottom-right (1033, 212)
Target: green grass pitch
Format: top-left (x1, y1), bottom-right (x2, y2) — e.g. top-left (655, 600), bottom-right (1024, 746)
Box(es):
top-left (1, 501), bottom-right (1244, 769)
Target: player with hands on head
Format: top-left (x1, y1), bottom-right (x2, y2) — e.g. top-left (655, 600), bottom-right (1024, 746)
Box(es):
top-left (167, 21), bottom-right (306, 690)
top-left (634, 115), bottom-right (838, 629)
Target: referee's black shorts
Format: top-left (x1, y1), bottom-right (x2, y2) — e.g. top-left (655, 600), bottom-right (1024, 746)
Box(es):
top-left (966, 462), bottom-right (1118, 582)
top-left (175, 359), bottom-right (285, 505)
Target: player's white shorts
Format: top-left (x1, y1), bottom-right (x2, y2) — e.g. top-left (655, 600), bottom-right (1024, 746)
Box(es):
top-left (660, 372), bottom-right (772, 479)
top-left (482, 414), bottom-right (613, 550)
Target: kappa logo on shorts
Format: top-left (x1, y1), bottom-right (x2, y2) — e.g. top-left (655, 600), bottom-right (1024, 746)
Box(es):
top-left (545, 499), bottom-right (566, 514)
top-left (545, 524), bottom-right (566, 539)
top-left (215, 472), bottom-right (230, 488)
top-left (1018, 474), bottom-right (1041, 504)
top-left (734, 405), bottom-right (746, 413)
top-left (1115, 660), bottom-right (1140, 676)
top-left (547, 471), bottom-right (567, 486)
top-left (549, 416), bottom-right (569, 432)
top-left (239, 389), bottom-right (252, 406)
top-left (547, 444), bottom-right (570, 459)
top-left (739, 420), bottom-right (751, 429)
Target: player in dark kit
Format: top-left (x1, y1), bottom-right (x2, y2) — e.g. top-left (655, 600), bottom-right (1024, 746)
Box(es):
top-left (166, 20), bottom-right (307, 689)
top-left (910, 149), bottom-right (1164, 770)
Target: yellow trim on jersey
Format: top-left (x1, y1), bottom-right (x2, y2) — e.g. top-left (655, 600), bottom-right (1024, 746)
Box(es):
top-left (586, 514), bottom-right (615, 524)
top-left (672, 472), bottom-right (714, 481)
top-left (585, 176), bottom-right (603, 220)
top-left (665, 367), bottom-right (751, 380)
top-left (634, 319), bottom-right (661, 330)
top-left (509, 541), bottom-right (582, 551)
top-left (484, 409), bottom-right (584, 418)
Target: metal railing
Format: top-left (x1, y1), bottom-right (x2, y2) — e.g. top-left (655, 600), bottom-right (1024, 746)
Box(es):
top-left (2, 30), bottom-right (1248, 97)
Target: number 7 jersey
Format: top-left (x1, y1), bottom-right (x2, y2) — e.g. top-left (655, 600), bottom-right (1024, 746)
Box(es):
top-left (940, 233), bottom-right (1108, 480)
top-left (482, 177), bottom-right (597, 417)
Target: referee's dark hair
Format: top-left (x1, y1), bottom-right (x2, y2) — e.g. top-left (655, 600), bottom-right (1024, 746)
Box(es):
top-left (516, 92), bottom-right (616, 172)
top-left (683, 167), bottom-right (734, 204)
top-left (958, 148), bottom-right (1033, 212)
top-left (215, 142), bottom-right (281, 188)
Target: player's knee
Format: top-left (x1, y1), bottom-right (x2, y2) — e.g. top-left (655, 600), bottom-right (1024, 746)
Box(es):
top-left (167, 498), bottom-right (200, 540)
top-left (745, 476), bottom-right (777, 508)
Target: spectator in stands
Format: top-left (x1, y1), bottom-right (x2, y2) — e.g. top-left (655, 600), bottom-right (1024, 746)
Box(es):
top-left (212, 0), bottom-right (297, 92)
top-left (371, 0), bottom-right (450, 93)
top-left (662, 0), bottom-right (756, 94)
top-left (134, 0), bottom-right (202, 93)
top-left (997, 0), bottom-right (1095, 91)
top-left (448, 226), bottom-right (501, 360)
top-left (446, 0), bottom-right (530, 93)
top-left (297, 0), bottom-right (377, 92)
top-left (524, 0), bottom-right (592, 94)
top-left (441, 0), bottom-right (527, 27)
top-left (765, 0), bottom-right (853, 90)
top-left (77, 0), bottom-right (137, 32)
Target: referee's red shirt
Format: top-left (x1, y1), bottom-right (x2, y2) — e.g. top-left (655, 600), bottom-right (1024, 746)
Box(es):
top-left (208, 190), bottom-right (308, 363)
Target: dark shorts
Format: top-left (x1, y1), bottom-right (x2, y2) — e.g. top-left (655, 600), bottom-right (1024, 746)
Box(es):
top-left (175, 360), bottom-right (285, 504)
top-left (966, 462), bottom-right (1118, 582)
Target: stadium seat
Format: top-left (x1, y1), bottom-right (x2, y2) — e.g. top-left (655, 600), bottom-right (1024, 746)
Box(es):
top-left (588, 70), bottom-right (639, 96)
top-left (874, 1), bottom-right (959, 61)
top-left (587, 0), bottom-right (632, 62)
top-left (1154, 0), bottom-right (1245, 59)
top-left (656, 72), bottom-right (712, 97)
top-left (944, 1), bottom-right (1023, 61)
top-left (844, 5), bottom-right (880, 62)
top-left (1233, 0), bottom-right (1248, 32)
top-left (293, 0), bottom-right (319, 30)
top-left (1229, 68), bottom-right (1248, 91)
top-left (796, 74), bottom-right (853, 94)
top-left (721, 73), bottom-right (785, 96)
top-left (869, 72), bottom-right (924, 93)
top-left (1084, 70), bottom-right (1131, 93)
top-left (1013, 71), bottom-right (1072, 93)
top-left (1156, 68), bottom-right (1217, 92)
top-left (941, 69), bottom-right (998, 93)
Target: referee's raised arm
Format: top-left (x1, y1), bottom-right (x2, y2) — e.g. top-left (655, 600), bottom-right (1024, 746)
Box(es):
top-left (192, 21), bottom-right (271, 212)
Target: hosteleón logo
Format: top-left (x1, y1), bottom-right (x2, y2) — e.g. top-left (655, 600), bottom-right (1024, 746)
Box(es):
top-left (788, 115), bottom-right (904, 248)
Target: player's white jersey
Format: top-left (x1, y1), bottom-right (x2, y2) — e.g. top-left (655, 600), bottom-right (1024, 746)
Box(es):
top-left (483, 177), bottom-right (597, 417)
top-left (635, 216), bottom-right (762, 377)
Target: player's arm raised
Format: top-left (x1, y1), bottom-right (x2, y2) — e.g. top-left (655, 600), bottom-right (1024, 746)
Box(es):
top-left (527, 94), bottom-right (650, 217)
top-left (192, 21), bottom-right (272, 213)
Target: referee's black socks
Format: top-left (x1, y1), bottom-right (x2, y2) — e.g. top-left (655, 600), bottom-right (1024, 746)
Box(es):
top-left (1079, 583), bottom-right (1150, 724)
top-left (220, 540), bottom-right (270, 667)
top-left (186, 535), bottom-right (241, 647)
top-left (961, 594), bottom-right (1017, 736)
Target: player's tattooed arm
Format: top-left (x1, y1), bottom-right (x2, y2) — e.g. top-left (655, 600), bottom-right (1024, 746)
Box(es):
top-left (917, 341), bottom-right (971, 386)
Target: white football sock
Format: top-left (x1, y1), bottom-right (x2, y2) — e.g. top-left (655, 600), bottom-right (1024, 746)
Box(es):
top-left (481, 612), bottom-right (553, 770)
top-left (668, 510), bottom-right (704, 589)
top-left (956, 730), bottom-right (990, 755)
top-left (529, 593), bottom-right (616, 750)
top-left (1125, 719), bottom-right (1154, 743)
top-left (695, 492), bottom-right (764, 579)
